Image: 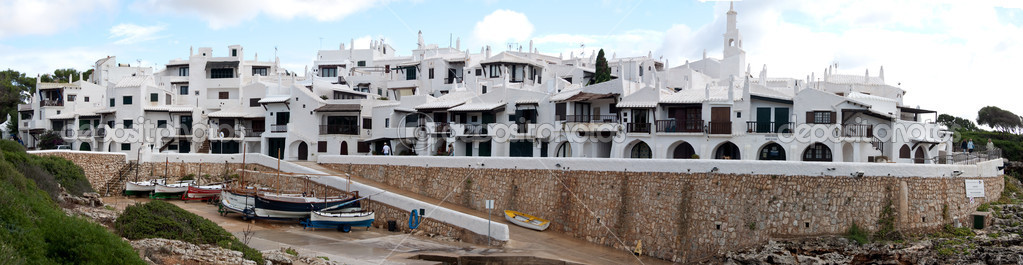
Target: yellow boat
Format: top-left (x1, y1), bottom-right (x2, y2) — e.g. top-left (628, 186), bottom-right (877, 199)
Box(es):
top-left (504, 210), bottom-right (550, 231)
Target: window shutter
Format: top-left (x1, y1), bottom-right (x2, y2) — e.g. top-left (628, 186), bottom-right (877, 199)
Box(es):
top-left (806, 112), bottom-right (814, 124)
top-left (830, 111), bottom-right (837, 124)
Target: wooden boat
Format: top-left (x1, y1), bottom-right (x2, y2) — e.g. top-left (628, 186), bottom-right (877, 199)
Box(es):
top-left (252, 193), bottom-right (357, 219)
top-left (183, 184), bottom-right (225, 201)
top-left (152, 180), bottom-right (195, 199)
top-left (124, 179), bottom-right (164, 196)
top-left (219, 189), bottom-right (256, 217)
top-left (504, 210), bottom-right (550, 231)
top-left (302, 211), bottom-right (375, 232)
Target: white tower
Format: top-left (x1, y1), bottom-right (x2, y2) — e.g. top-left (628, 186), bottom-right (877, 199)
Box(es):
top-left (720, 1), bottom-right (746, 78)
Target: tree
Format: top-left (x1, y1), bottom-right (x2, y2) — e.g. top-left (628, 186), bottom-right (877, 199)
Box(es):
top-left (0, 70), bottom-right (37, 133)
top-left (591, 49), bottom-right (612, 85)
top-left (37, 130), bottom-right (64, 150)
top-left (977, 106), bottom-right (1023, 133)
top-left (937, 114), bottom-right (979, 132)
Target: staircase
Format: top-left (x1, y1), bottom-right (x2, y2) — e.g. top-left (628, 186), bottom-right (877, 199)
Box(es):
top-left (158, 137), bottom-right (177, 152)
top-left (197, 139), bottom-right (211, 153)
top-left (103, 161), bottom-right (137, 196)
top-left (871, 136), bottom-right (884, 153)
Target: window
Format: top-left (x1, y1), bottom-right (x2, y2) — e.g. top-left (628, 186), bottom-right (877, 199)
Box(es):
top-left (475, 69), bottom-right (482, 76)
top-left (157, 120), bottom-right (167, 128)
top-left (211, 68), bottom-right (234, 79)
top-left (428, 68), bottom-right (434, 79)
top-left (232, 49), bottom-right (238, 57)
top-left (121, 143), bottom-right (131, 151)
top-left (321, 67), bottom-right (337, 77)
top-left (275, 112), bottom-right (290, 125)
top-left (165, 93), bottom-right (171, 105)
top-left (178, 67), bottom-right (189, 76)
top-left (555, 103), bottom-right (566, 121)
top-left (123, 120), bottom-right (133, 129)
top-left (318, 141), bottom-right (327, 152)
top-left (122, 96), bottom-right (132, 105)
top-left (252, 67), bottom-right (268, 76)
top-left (218, 91), bottom-right (229, 99)
top-left (109, 98), bottom-right (115, 107)
top-left (630, 142), bottom-right (652, 158)
top-left (482, 85), bottom-right (487, 94)
top-left (639, 66), bottom-right (644, 76)
top-left (179, 85), bottom-right (189, 95)
top-left (83, 96), bottom-right (89, 102)
top-left (357, 61), bottom-right (366, 67)
top-left (404, 67), bottom-right (416, 80)
top-left (68, 95), bottom-right (76, 102)
top-left (488, 65), bottom-right (500, 78)
top-left (362, 118), bottom-right (372, 129)
top-left (385, 65), bottom-right (390, 73)
top-left (150, 93), bottom-right (158, 102)
top-left (250, 98), bottom-right (260, 107)
top-left (384, 118), bottom-right (390, 128)
top-left (802, 143), bottom-right (833, 162)
top-left (808, 111), bottom-right (835, 124)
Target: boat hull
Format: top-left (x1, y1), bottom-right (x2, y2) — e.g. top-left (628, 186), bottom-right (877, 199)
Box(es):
top-left (219, 190), bottom-right (255, 214)
top-left (124, 181), bottom-right (157, 196)
top-left (252, 195), bottom-right (356, 219)
top-left (186, 185), bottom-right (224, 198)
top-left (304, 211), bottom-right (375, 230)
top-left (504, 210), bottom-right (551, 231)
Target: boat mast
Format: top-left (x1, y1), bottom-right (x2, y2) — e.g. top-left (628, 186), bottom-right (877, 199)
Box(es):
top-left (241, 144), bottom-right (246, 191)
top-left (276, 149), bottom-right (281, 193)
top-left (165, 157), bottom-right (169, 181)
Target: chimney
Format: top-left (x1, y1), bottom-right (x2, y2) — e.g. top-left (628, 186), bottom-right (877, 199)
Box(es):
top-left (865, 68), bottom-right (869, 83)
top-left (704, 83), bottom-right (710, 100)
top-left (759, 64), bottom-right (767, 85)
top-left (456, 37), bottom-right (460, 50)
top-left (190, 46), bottom-right (193, 56)
top-left (486, 45), bottom-right (491, 58)
top-left (528, 40), bottom-right (533, 54)
top-left (728, 75), bottom-right (735, 101)
top-left (879, 66), bottom-right (885, 82)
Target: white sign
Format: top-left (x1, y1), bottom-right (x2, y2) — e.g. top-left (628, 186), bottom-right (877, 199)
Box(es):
top-left (965, 180), bottom-right (985, 198)
top-left (485, 200), bottom-right (495, 209)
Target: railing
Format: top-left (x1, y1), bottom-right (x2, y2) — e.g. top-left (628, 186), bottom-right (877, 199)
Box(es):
top-left (78, 129), bottom-right (93, 137)
top-left (62, 129), bottom-right (74, 137)
top-left (707, 121), bottom-right (732, 135)
top-left (434, 122), bottom-right (450, 134)
top-left (842, 124), bottom-right (874, 138)
top-left (40, 99), bottom-right (63, 107)
top-left (462, 124), bottom-right (488, 135)
top-left (270, 124), bottom-right (288, 133)
top-left (319, 124), bottom-right (359, 135)
top-left (242, 129), bottom-right (263, 137)
top-left (655, 119), bottom-right (704, 133)
top-left (745, 121), bottom-right (794, 134)
top-left (559, 115), bottom-right (619, 123)
top-left (935, 149), bottom-right (1002, 165)
top-left (627, 123), bottom-right (651, 133)
top-left (95, 128), bottom-right (106, 137)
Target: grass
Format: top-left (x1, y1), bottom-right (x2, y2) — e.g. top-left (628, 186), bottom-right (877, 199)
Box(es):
top-left (0, 140), bottom-right (144, 264)
top-left (977, 203), bottom-right (991, 212)
top-left (115, 200), bottom-right (264, 264)
top-left (284, 247), bottom-right (298, 256)
top-left (845, 223), bottom-right (870, 245)
top-left (0, 141), bottom-right (94, 199)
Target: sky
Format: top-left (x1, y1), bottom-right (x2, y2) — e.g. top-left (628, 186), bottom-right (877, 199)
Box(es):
top-left (1, 0), bottom-right (1022, 121)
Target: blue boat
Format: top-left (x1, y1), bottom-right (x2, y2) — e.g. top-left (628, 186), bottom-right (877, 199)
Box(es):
top-left (302, 210), bottom-right (375, 232)
top-left (252, 193), bottom-right (359, 219)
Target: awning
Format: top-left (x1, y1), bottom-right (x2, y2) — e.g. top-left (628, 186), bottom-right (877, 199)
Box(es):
top-left (259, 96), bottom-right (290, 104)
top-left (208, 111), bottom-right (254, 118)
top-left (49, 113), bottom-right (76, 120)
top-left (314, 104), bottom-right (361, 112)
top-left (95, 109), bottom-right (117, 114)
top-left (206, 61), bottom-right (240, 68)
top-left (558, 92), bottom-right (617, 102)
top-left (144, 106), bottom-right (195, 113)
top-left (449, 102), bottom-right (505, 112)
top-left (900, 106), bottom-right (937, 114)
top-left (615, 101), bottom-right (657, 108)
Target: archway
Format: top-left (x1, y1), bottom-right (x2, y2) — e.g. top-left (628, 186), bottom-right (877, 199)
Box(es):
top-left (914, 147), bottom-right (926, 164)
top-left (714, 141), bottom-right (740, 160)
top-left (671, 141), bottom-right (696, 159)
top-left (297, 142), bottom-right (308, 160)
top-left (899, 144), bottom-right (911, 159)
top-left (555, 142), bottom-right (572, 157)
top-left (630, 141), bottom-right (652, 159)
top-left (802, 142), bottom-right (832, 162)
top-left (79, 142), bottom-right (91, 151)
top-left (758, 142), bottom-right (785, 160)
top-left (842, 143), bottom-right (854, 162)
top-left (340, 141), bottom-right (349, 155)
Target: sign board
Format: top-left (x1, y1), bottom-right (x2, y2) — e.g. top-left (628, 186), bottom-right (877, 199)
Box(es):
top-left (965, 180), bottom-right (985, 198)
top-left (485, 200), bottom-right (495, 209)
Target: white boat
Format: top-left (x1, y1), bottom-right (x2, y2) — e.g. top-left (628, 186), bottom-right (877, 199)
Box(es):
top-left (152, 180), bottom-right (195, 199)
top-left (304, 211), bottom-right (375, 232)
top-left (124, 179), bottom-right (164, 196)
top-left (504, 210), bottom-right (551, 231)
top-left (219, 189), bottom-right (255, 215)
top-left (185, 184), bottom-right (225, 199)
top-left (252, 193), bottom-right (354, 219)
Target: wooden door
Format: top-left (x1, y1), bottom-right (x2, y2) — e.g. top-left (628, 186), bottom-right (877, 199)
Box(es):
top-left (710, 107), bottom-right (731, 134)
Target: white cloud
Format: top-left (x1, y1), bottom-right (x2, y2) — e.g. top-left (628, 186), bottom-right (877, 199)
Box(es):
top-left (109, 23), bottom-right (167, 45)
top-left (0, 0), bottom-right (115, 38)
top-left (0, 45), bottom-right (109, 75)
top-left (136, 0), bottom-right (387, 30)
top-left (471, 9), bottom-right (533, 50)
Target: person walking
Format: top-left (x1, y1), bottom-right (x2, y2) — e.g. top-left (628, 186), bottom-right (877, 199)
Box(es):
top-left (967, 139), bottom-right (974, 154)
top-left (382, 142), bottom-right (392, 156)
top-left (960, 139), bottom-right (967, 153)
top-left (986, 139), bottom-right (995, 151)
top-left (448, 143), bottom-right (455, 156)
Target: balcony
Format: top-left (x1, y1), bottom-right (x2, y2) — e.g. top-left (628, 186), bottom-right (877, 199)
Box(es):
top-left (319, 124), bottom-right (359, 135)
top-left (95, 128), bottom-right (106, 138)
top-left (241, 128), bottom-right (263, 138)
top-left (462, 124), bottom-right (489, 135)
top-left (656, 119), bottom-right (704, 133)
top-left (433, 122), bottom-right (451, 134)
top-left (62, 129), bottom-right (74, 138)
top-left (560, 115), bottom-right (619, 123)
top-left (270, 124), bottom-right (288, 133)
top-left (40, 99), bottom-right (63, 107)
top-left (707, 121), bottom-right (732, 135)
top-left (627, 123), bottom-right (651, 133)
top-left (843, 124), bottom-right (874, 138)
top-left (745, 121), bottom-right (794, 134)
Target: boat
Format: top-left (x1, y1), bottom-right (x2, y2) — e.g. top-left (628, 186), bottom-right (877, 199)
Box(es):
top-left (152, 180), bottom-right (195, 199)
top-left (504, 210), bottom-right (550, 231)
top-left (124, 179), bottom-right (164, 196)
top-left (219, 189), bottom-right (256, 217)
top-left (252, 193), bottom-right (358, 219)
top-left (302, 210), bottom-right (375, 232)
top-left (183, 184), bottom-right (225, 201)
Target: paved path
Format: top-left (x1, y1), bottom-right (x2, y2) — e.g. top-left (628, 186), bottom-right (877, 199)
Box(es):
top-left (295, 161), bottom-right (670, 265)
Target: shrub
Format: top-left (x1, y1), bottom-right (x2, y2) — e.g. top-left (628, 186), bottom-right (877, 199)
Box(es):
top-left (33, 155), bottom-right (93, 196)
top-left (180, 174), bottom-right (195, 181)
top-left (116, 201), bottom-right (263, 264)
top-left (284, 247), bottom-right (298, 256)
top-left (977, 203), bottom-right (990, 212)
top-left (845, 223), bottom-right (870, 245)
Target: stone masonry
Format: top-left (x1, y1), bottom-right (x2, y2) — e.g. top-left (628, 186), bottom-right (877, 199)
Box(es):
top-left (31, 151), bottom-right (128, 191)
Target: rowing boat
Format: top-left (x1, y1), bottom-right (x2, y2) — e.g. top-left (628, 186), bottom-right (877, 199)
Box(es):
top-left (504, 210), bottom-right (550, 231)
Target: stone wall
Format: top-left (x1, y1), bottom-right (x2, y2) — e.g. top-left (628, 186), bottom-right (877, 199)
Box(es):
top-left (29, 151), bottom-right (128, 192)
top-left (322, 163), bottom-right (1004, 263)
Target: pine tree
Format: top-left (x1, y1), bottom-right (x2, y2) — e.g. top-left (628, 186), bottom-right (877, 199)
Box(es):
top-left (592, 49), bottom-right (612, 84)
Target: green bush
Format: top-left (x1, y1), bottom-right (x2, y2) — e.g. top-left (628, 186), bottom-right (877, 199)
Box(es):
top-left (977, 203), bottom-right (990, 212)
top-left (845, 223), bottom-right (870, 245)
top-left (116, 201), bottom-right (263, 264)
top-left (0, 140), bottom-right (143, 264)
top-left (0, 140), bottom-right (93, 197)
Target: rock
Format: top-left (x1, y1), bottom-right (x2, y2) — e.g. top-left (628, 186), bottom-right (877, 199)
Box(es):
top-left (263, 250), bottom-right (294, 265)
top-left (131, 238), bottom-right (257, 265)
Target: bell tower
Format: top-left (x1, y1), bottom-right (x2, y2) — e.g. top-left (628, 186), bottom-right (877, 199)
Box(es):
top-left (720, 1), bottom-right (746, 78)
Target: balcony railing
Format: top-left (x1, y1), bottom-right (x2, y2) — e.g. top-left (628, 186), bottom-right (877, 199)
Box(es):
top-left (434, 122), bottom-right (450, 134)
top-left (78, 129), bottom-right (93, 137)
top-left (40, 99), bottom-right (63, 107)
top-left (559, 115), bottom-right (619, 123)
top-left (627, 123), bottom-right (651, 133)
top-left (319, 124), bottom-right (359, 135)
top-left (707, 121), bottom-right (732, 135)
top-left (95, 128), bottom-right (106, 137)
top-left (462, 124), bottom-right (488, 135)
top-left (745, 121), bottom-right (794, 134)
top-left (62, 129), bottom-right (74, 137)
top-left (843, 124), bottom-right (874, 138)
top-left (270, 124), bottom-right (288, 133)
top-left (242, 129), bottom-right (263, 137)
top-left (655, 119), bottom-right (704, 133)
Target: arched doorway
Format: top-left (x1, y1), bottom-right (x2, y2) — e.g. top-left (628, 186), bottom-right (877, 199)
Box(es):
top-left (899, 144), bottom-right (911, 159)
top-left (79, 142), bottom-right (91, 151)
top-left (758, 143), bottom-right (785, 160)
top-left (802, 143), bottom-right (832, 162)
top-left (715, 142), bottom-right (740, 160)
top-left (672, 142), bottom-right (696, 159)
top-left (914, 147), bottom-right (925, 164)
top-left (842, 143), bottom-right (854, 162)
top-left (555, 142), bottom-right (572, 157)
top-left (340, 141), bottom-right (349, 155)
top-left (630, 141), bottom-right (652, 159)
top-left (298, 142), bottom-right (308, 160)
